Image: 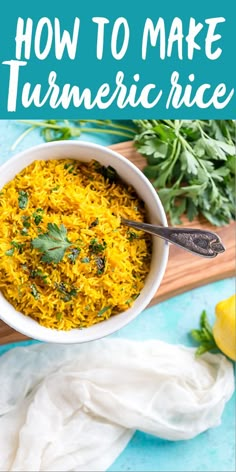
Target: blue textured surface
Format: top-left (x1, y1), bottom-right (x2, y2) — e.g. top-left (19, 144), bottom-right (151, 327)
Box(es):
top-left (0, 121), bottom-right (235, 472)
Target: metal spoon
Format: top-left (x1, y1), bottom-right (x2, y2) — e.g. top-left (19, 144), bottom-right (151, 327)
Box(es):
top-left (121, 218), bottom-right (225, 258)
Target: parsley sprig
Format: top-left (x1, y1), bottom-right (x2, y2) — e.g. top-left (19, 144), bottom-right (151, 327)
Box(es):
top-left (12, 120), bottom-right (136, 150)
top-left (190, 310), bottom-right (218, 356)
top-left (32, 223), bottom-right (72, 263)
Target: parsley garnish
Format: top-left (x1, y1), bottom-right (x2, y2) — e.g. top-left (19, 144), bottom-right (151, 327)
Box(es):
top-left (89, 218), bottom-right (99, 228)
top-left (97, 305), bottom-right (111, 317)
top-left (18, 190), bottom-right (28, 209)
top-left (30, 284), bottom-right (40, 300)
top-left (22, 216), bottom-right (31, 228)
top-left (125, 298), bottom-right (133, 305)
top-left (68, 247), bottom-right (81, 264)
top-left (7, 241), bottom-right (25, 254)
top-left (32, 223), bottom-right (72, 263)
top-left (56, 282), bottom-right (78, 302)
top-left (64, 163), bottom-right (75, 173)
top-left (97, 165), bottom-right (118, 183)
top-left (81, 257), bottom-right (90, 263)
top-left (125, 294), bottom-right (139, 305)
top-left (33, 209), bottom-right (44, 226)
top-left (89, 238), bottom-right (107, 254)
top-left (95, 257), bottom-right (106, 275)
top-left (5, 248), bottom-right (14, 256)
top-left (21, 227), bottom-right (28, 236)
top-left (190, 310), bottom-right (218, 357)
top-left (127, 230), bottom-right (139, 241)
top-left (30, 269), bottom-right (48, 283)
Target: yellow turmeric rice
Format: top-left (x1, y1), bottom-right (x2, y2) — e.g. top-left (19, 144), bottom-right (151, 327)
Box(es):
top-left (0, 159), bottom-right (151, 330)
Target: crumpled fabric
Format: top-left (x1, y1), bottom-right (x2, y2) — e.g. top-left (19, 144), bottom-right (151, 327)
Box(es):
top-left (0, 339), bottom-right (234, 471)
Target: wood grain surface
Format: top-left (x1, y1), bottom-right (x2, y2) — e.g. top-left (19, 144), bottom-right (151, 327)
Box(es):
top-left (0, 141), bottom-right (235, 345)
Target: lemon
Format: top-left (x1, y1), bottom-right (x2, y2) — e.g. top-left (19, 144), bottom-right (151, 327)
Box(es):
top-left (213, 295), bottom-right (236, 361)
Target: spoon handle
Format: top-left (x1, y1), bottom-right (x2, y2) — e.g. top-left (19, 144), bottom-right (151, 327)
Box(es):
top-left (121, 219), bottom-right (225, 258)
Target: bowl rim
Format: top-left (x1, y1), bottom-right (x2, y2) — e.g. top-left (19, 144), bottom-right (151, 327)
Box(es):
top-left (0, 140), bottom-right (169, 343)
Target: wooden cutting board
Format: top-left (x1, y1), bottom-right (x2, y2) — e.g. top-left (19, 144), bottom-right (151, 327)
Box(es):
top-left (0, 141), bottom-right (235, 345)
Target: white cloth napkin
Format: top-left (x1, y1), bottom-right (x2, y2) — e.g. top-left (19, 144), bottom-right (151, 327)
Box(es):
top-left (0, 339), bottom-right (234, 471)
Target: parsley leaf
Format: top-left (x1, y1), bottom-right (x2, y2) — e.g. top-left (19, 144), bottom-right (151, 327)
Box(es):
top-left (97, 305), bottom-right (111, 317)
top-left (33, 209), bottom-right (44, 226)
top-left (89, 238), bottom-right (107, 254)
top-left (5, 248), bottom-right (14, 256)
top-left (18, 190), bottom-right (28, 209)
top-left (95, 256), bottom-right (106, 275)
top-left (56, 282), bottom-right (78, 302)
top-left (89, 218), bottom-right (99, 228)
top-left (11, 241), bottom-right (25, 254)
top-left (32, 223), bottom-right (72, 263)
top-left (22, 216), bottom-right (31, 228)
top-left (30, 269), bottom-right (48, 283)
top-left (30, 283), bottom-right (40, 300)
top-left (21, 227), bottom-right (28, 236)
top-left (127, 230), bottom-right (139, 241)
top-left (96, 164), bottom-right (118, 183)
top-left (68, 248), bottom-right (81, 264)
top-left (81, 257), bottom-right (90, 263)
top-left (64, 163), bottom-right (75, 173)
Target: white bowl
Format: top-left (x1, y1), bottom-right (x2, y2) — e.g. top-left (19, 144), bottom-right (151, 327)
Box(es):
top-left (0, 141), bottom-right (169, 343)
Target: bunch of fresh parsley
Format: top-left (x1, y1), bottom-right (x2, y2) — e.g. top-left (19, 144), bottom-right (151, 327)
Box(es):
top-left (133, 120), bottom-right (236, 226)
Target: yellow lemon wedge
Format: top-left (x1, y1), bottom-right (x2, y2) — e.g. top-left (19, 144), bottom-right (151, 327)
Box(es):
top-left (213, 295), bottom-right (236, 361)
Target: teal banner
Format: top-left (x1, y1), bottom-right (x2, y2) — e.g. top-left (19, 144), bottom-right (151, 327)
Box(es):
top-left (0, 0), bottom-right (235, 118)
